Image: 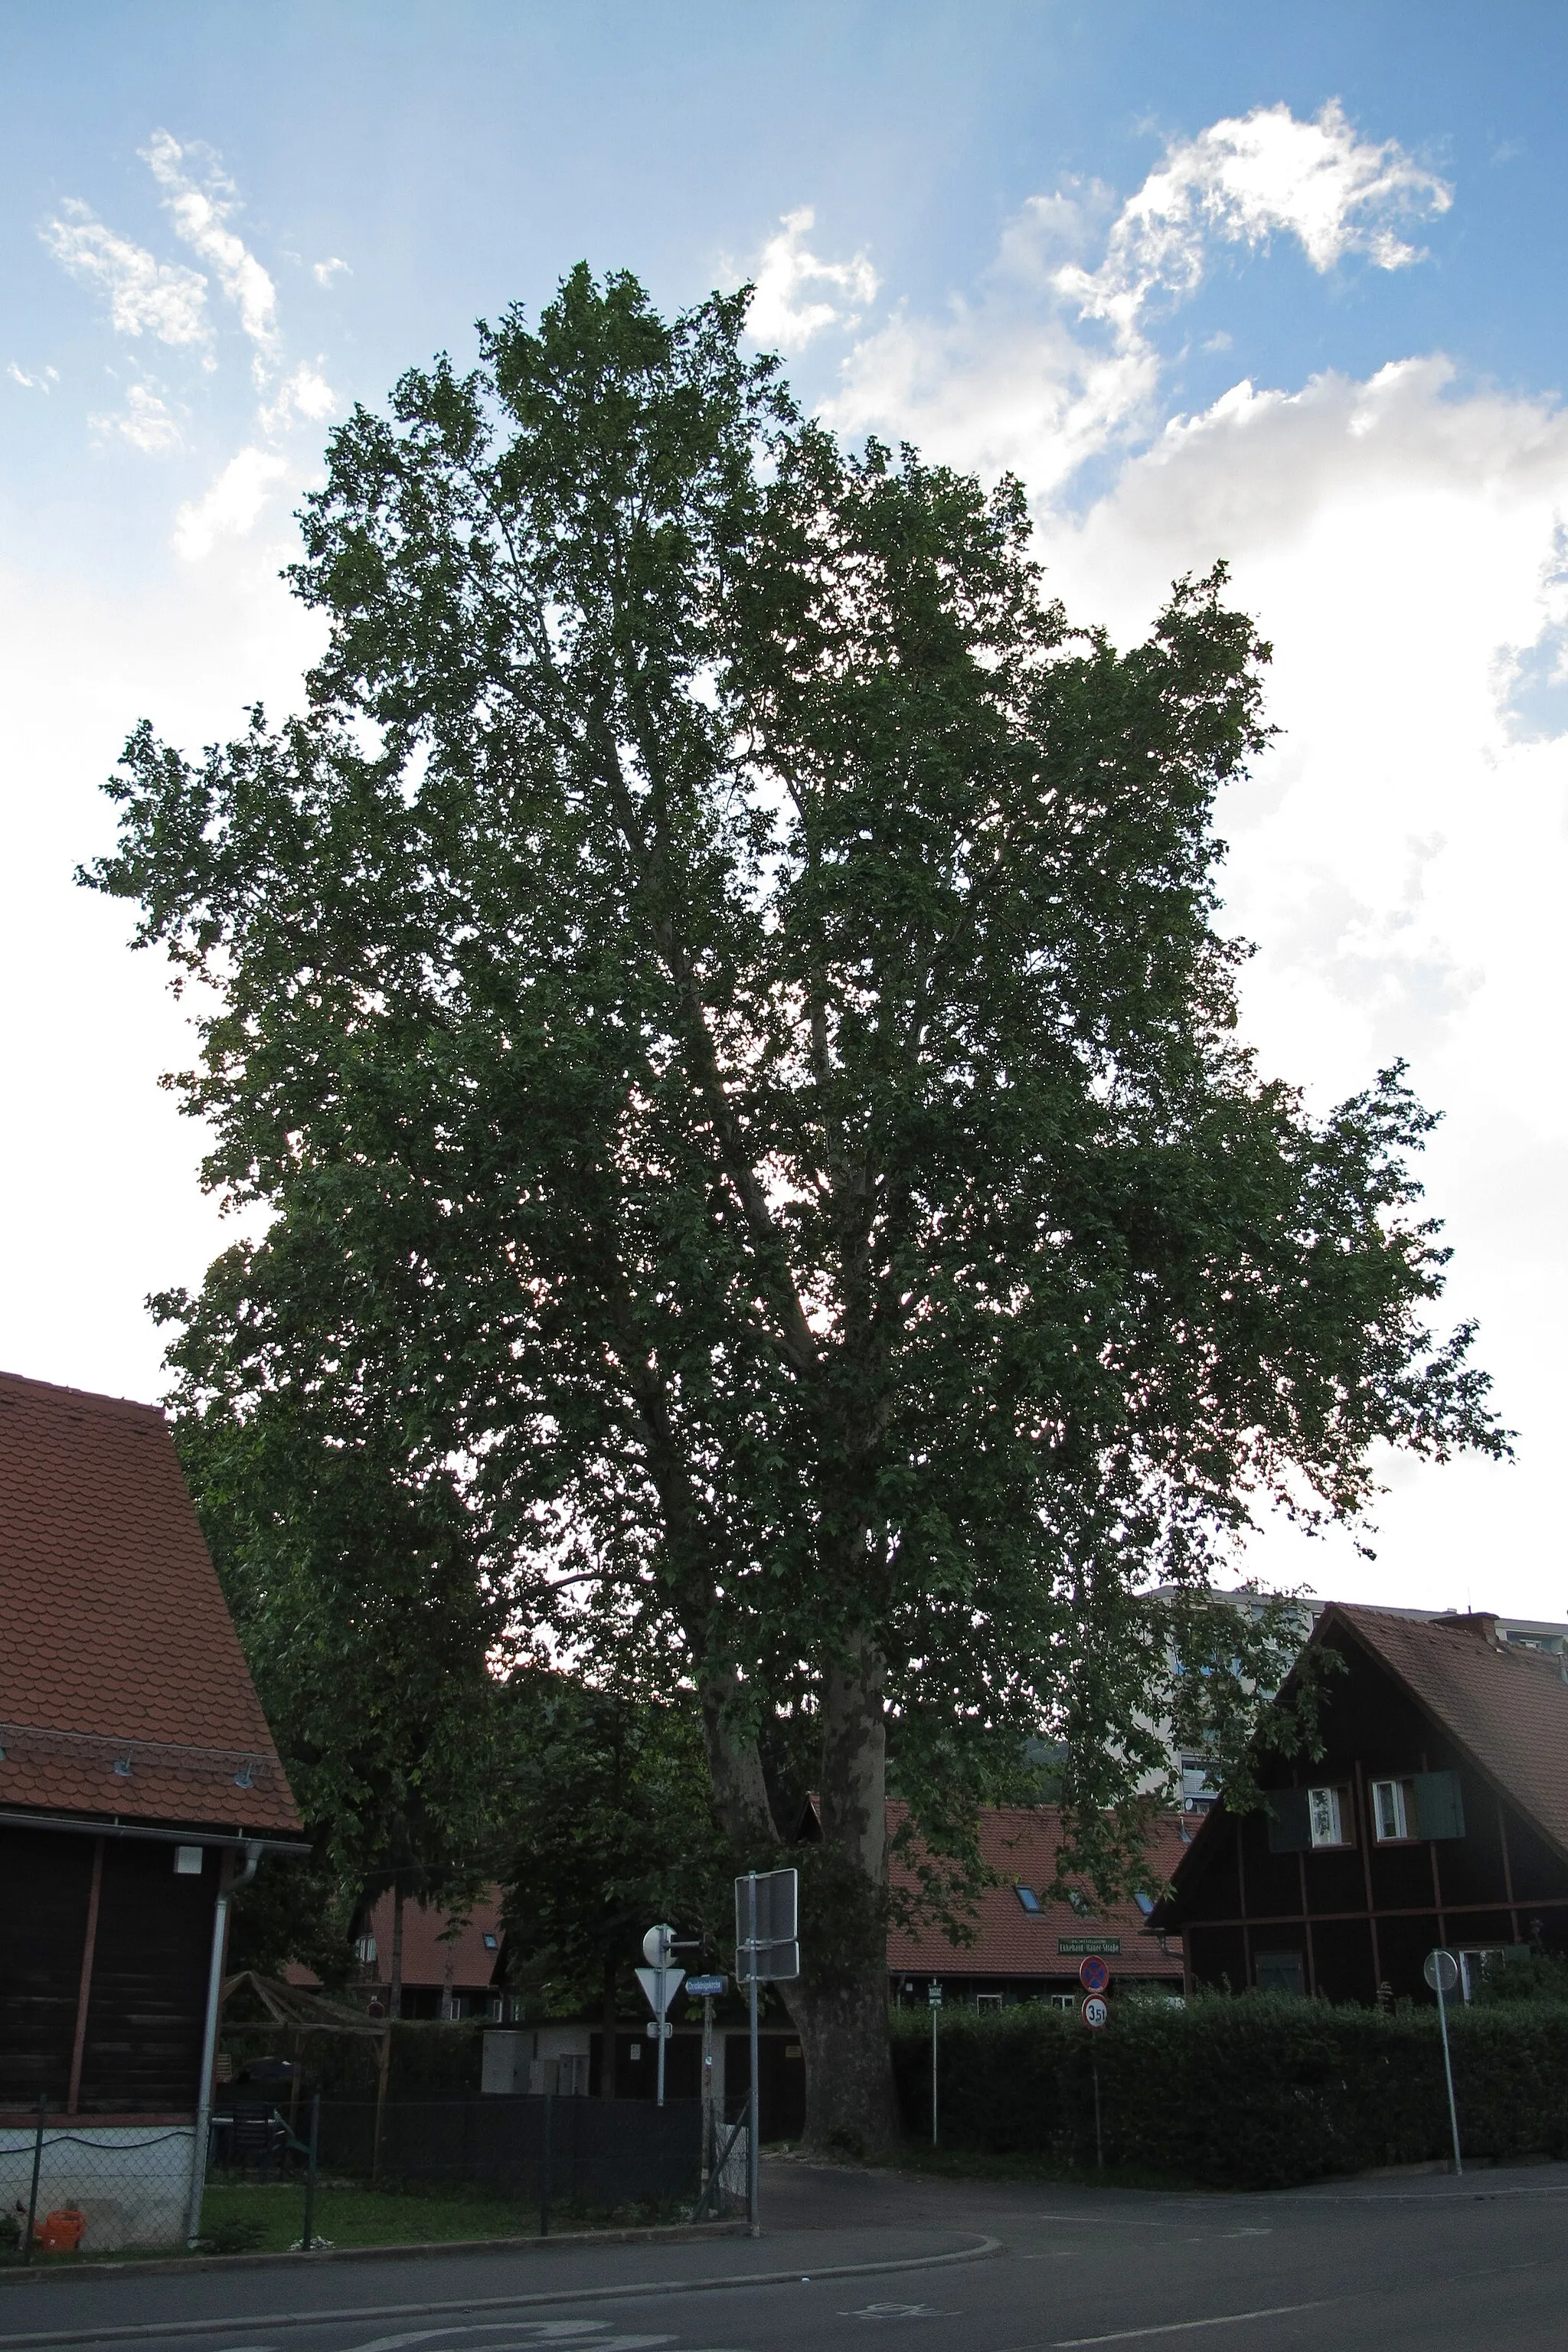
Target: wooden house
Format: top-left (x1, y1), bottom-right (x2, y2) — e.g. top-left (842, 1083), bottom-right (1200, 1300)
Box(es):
top-left (0, 1370), bottom-right (302, 2244)
top-left (1152, 1605), bottom-right (1568, 2002)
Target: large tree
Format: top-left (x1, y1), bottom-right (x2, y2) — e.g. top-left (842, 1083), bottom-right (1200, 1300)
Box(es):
top-left (85, 266), bottom-right (1503, 2149)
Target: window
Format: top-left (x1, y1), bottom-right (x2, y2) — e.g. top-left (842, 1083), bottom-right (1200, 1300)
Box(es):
top-left (1308, 1786), bottom-right (1349, 1847)
top-left (975, 1993), bottom-right (1003, 2011)
top-left (482, 1932), bottom-right (499, 1949)
top-left (1256, 1952), bottom-right (1305, 1997)
top-left (1134, 1891), bottom-right (1155, 1918)
top-left (1372, 1779), bottom-right (1413, 1841)
top-left (1180, 1756), bottom-right (1218, 1815)
top-left (1048, 1994), bottom-right (1076, 2011)
top-left (1460, 1949), bottom-right (1507, 2003)
top-left (1067, 1889), bottom-right (1095, 1919)
top-left (1014, 1885), bottom-right (1043, 1914)
top-left (355, 1934), bottom-right (377, 1965)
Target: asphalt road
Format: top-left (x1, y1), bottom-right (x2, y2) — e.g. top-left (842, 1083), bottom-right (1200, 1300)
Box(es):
top-left (5, 2155), bottom-right (1568, 2352)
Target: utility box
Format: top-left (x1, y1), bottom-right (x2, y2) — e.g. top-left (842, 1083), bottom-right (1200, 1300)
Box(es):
top-left (481, 2030), bottom-right (527, 2094)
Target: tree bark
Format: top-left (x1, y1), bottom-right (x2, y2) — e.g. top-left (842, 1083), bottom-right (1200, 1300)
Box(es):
top-left (787, 1638), bottom-right (902, 2154)
top-left (600, 1948), bottom-right (620, 2101)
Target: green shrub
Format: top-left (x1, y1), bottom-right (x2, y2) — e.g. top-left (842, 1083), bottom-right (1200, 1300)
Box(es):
top-left (890, 1997), bottom-right (1568, 2189)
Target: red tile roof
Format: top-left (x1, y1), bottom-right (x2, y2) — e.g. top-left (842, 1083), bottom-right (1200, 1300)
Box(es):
top-left (1333, 1604), bottom-right (1568, 1859)
top-left (361, 1886), bottom-right (506, 1988)
top-left (0, 1369), bottom-right (300, 1837)
top-left (887, 1805), bottom-right (1186, 1980)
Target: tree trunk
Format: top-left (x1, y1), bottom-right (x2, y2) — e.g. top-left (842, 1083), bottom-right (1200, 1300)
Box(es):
top-left (786, 1635), bottom-right (901, 2153)
top-left (389, 1879), bottom-right (405, 2021)
top-left (701, 1629), bottom-right (902, 2157)
top-left (600, 1948), bottom-right (620, 2101)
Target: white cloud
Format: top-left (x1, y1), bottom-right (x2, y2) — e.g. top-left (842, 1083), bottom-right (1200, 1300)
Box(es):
top-left (8, 361), bottom-right (57, 391)
top-left (746, 207), bottom-right (880, 351)
top-left (827, 103), bottom-right (1452, 501)
top-left (1061, 100), bottom-right (1451, 336)
top-left (174, 446), bottom-right (289, 559)
top-left (257, 361), bottom-right (338, 437)
top-left (312, 256), bottom-right (349, 287)
top-left (91, 382), bottom-right (185, 455)
top-left (41, 202), bottom-right (208, 346)
top-left (142, 129), bottom-right (278, 358)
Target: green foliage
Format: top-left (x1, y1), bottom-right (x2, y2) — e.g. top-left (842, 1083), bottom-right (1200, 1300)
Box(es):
top-left (81, 258), bottom-right (1504, 2048)
top-left (498, 1674), bottom-right (733, 2012)
top-left (1471, 1945), bottom-right (1568, 2004)
top-left (890, 1997), bottom-right (1568, 2187)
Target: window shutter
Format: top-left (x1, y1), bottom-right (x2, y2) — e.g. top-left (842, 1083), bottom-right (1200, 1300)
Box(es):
top-left (1412, 1770), bottom-right (1465, 1841)
top-left (1266, 1787), bottom-right (1312, 1852)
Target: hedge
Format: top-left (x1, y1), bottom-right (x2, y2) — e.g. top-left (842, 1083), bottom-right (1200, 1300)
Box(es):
top-left (890, 1997), bottom-right (1568, 2188)
top-left (223, 2019), bottom-right (485, 2099)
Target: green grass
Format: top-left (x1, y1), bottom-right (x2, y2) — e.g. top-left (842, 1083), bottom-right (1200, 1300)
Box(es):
top-left (0, 2177), bottom-right (696, 2265)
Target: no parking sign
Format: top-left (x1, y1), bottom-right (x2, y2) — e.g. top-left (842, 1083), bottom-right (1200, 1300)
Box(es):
top-left (1079, 1955), bottom-right (1111, 1995)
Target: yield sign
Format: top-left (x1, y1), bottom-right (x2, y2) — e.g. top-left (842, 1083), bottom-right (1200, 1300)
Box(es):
top-left (635, 1965), bottom-right (684, 2016)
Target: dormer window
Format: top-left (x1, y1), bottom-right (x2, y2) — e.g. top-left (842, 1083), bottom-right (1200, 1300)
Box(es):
top-left (1014, 1885), bottom-right (1042, 1914)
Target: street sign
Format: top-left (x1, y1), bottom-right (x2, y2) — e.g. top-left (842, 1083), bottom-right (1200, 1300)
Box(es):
top-left (643, 1923), bottom-right (676, 1966)
top-left (1058, 1936), bottom-right (1120, 1955)
top-left (1079, 1955), bottom-right (1111, 1995)
top-left (928, 1980), bottom-right (943, 2007)
top-left (1081, 1994), bottom-right (1109, 2030)
top-left (735, 1867), bottom-right (800, 1983)
top-left (1424, 1949), bottom-right (1460, 1997)
top-left (686, 1974), bottom-right (727, 1998)
top-left (635, 1965), bottom-right (685, 2016)
top-left (645, 2018), bottom-right (674, 2039)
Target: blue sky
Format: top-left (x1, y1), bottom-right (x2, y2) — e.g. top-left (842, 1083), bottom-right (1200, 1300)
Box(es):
top-left (3, 2), bottom-right (1566, 1616)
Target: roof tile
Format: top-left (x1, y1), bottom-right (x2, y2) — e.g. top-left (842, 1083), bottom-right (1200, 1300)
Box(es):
top-left (0, 1368), bottom-right (300, 1836)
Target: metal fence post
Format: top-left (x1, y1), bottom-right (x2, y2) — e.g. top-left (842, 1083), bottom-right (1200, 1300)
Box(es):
top-left (300, 2090), bottom-right (320, 2252)
top-left (1092, 2046), bottom-right (1104, 2171)
top-left (22, 2099), bottom-right (46, 2264)
top-left (539, 2092), bottom-right (554, 2237)
top-left (747, 1871), bottom-right (760, 2239)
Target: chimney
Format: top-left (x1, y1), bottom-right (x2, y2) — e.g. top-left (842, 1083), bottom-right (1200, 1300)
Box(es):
top-left (1440, 1611), bottom-right (1501, 1646)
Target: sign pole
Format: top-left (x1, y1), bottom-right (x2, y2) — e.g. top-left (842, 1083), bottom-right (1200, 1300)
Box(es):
top-left (1429, 1949), bottom-right (1463, 2175)
top-left (747, 1871), bottom-right (760, 2237)
top-left (656, 1937), bottom-right (667, 2111)
top-left (929, 1979), bottom-right (940, 2146)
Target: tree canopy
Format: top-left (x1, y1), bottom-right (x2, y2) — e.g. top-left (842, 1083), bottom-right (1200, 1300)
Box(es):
top-left (84, 264), bottom-right (1504, 2147)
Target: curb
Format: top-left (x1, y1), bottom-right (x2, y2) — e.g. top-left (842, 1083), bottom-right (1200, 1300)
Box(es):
top-left (0, 2233), bottom-right (1003, 2347)
top-left (0, 2217), bottom-right (749, 2288)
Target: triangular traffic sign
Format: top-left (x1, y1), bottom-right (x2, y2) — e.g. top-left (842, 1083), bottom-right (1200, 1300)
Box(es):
top-left (635, 1965), bottom-right (684, 2016)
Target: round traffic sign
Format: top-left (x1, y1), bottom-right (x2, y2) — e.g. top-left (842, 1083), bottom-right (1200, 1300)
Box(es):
top-left (1423, 1949), bottom-right (1459, 1996)
top-left (1079, 1955), bottom-right (1111, 1994)
top-left (1081, 1993), bottom-right (1109, 2030)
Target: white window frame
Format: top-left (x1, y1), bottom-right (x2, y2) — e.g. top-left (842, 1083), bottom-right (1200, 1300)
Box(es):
top-left (1371, 1778), bottom-right (1414, 1843)
top-left (1308, 1785), bottom-right (1350, 1848)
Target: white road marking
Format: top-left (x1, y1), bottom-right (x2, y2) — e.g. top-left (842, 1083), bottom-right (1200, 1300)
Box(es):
top-left (1051, 2300), bottom-right (1332, 2346)
top-left (838, 2304), bottom-right (954, 2318)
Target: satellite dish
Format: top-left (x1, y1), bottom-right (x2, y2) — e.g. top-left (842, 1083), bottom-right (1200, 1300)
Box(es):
top-left (642, 1922), bottom-right (676, 1966)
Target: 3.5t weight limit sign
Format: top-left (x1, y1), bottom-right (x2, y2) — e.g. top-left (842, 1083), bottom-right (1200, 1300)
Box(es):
top-left (1081, 1993), bottom-right (1109, 2030)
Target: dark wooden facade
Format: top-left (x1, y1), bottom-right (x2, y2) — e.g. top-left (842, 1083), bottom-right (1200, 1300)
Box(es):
top-left (1158, 1611), bottom-right (1568, 2004)
top-left (0, 1827), bottom-right (221, 2118)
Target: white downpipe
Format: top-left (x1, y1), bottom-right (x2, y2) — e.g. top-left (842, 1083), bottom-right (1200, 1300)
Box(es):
top-left (185, 1841), bottom-right (260, 2245)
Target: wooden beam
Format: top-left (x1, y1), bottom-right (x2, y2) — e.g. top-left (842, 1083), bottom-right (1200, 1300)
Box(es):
top-left (66, 1837), bottom-right (105, 2115)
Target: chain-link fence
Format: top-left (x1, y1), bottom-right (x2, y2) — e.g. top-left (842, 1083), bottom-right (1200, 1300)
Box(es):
top-left (2, 2091), bottom-right (738, 2262)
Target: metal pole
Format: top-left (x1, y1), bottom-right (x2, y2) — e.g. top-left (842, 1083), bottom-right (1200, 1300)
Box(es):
top-left (1435, 1969), bottom-right (1463, 2176)
top-left (22, 2099), bottom-right (46, 2263)
top-left (301, 2090), bottom-right (319, 2252)
top-left (1093, 2047), bottom-right (1104, 2170)
top-left (185, 1841), bottom-right (260, 2246)
top-left (701, 1992), bottom-right (715, 2194)
top-left (930, 1992), bottom-right (939, 2148)
top-left (747, 1871), bottom-right (760, 2238)
top-left (539, 2090), bottom-right (554, 2236)
top-left (656, 1937), bottom-right (667, 2110)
